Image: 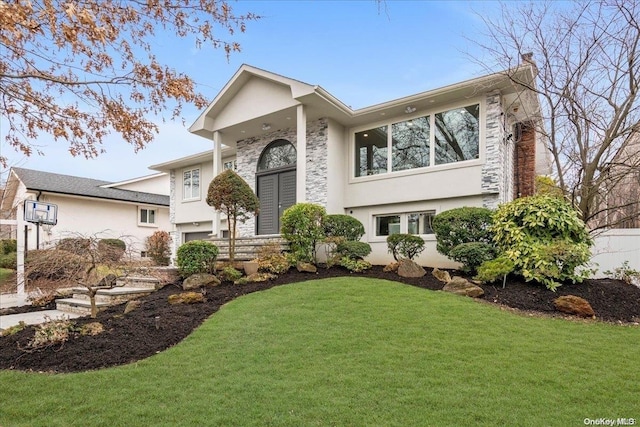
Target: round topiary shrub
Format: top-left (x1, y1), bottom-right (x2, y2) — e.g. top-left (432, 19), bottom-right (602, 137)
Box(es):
top-left (449, 242), bottom-right (496, 274)
top-left (324, 214), bottom-right (365, 241)
top-left (335, 240), bottom-right (372, 259)
top-left (56, 238), bottom-right (91, 255)
top-left (386, 234), bottom-right (426, 261)
top-left (432, 207), bottom-right (494, 257)
top-left (176, 240), bottom-right (219, 277)
top-left (280, 203), bottom-right (326, 263)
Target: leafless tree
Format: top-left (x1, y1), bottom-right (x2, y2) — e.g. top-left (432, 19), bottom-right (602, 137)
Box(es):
top-left (472, 0), bottom-right (640, 231)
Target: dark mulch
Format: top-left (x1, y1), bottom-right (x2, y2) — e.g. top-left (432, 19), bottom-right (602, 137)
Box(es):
top-left (1, 266), bottom-right (639, 374)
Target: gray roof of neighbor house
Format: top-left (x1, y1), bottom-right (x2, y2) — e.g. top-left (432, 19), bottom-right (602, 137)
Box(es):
top-left (11, 167), bottom-right (169, 206)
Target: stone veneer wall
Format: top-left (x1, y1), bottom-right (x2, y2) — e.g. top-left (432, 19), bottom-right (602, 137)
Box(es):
top-left (235, 118), bottom-right (328, 237)
top-left (481, 90), bottom-right (507, 209)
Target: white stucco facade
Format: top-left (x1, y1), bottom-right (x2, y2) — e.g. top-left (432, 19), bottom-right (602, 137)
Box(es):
top-left (152, 64), bottom-right (544, 267)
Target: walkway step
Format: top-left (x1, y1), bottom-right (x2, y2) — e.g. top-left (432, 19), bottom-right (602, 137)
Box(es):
top-left (0, 310), bottom-right (81, 331)
top-left (70, 287), bottom-right (155, 304)
top-left (56, 298), bottom-right (111, 316)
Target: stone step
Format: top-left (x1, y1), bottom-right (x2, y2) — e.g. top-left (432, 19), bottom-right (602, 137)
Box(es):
top-left (116, 276), bottom-right (161, 290)
top-left (70, 287), bottom-right (155, 304)
top-left (56, 298), bottom-right (111, 316)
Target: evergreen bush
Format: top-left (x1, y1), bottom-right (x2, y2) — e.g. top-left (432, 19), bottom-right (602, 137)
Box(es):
top-left (432, 207), bottom-right (494, 256)
top-left (280, 203), bottom-right (326, 263)
top-left (176, 240), bottom-right (219, 277)
top-left (324, 214), bottom-right (365, 241)
top-left (449, 242), bottom-right (496, 274)
top-left (386, 234), bottom-right (425, 261)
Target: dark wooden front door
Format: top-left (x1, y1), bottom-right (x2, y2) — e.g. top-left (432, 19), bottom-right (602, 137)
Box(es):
top-left (257, 169), bottom-right (296, 235)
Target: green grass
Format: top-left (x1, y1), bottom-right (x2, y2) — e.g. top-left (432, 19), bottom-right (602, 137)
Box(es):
top-left (1, 277), bottom-right (638, 426)
top-left (0, 267), bottom-right (13, 282)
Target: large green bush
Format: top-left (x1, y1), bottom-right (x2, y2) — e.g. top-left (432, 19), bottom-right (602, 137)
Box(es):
top-left (176, 241), bottom-right (219, 277)
top-left (324, 214), bottom-right (365, 241)
top-left (449, 242), bottom-right (496, 274)
top-left (386, 234), bottom-right (425, 261)
top-left (280, 203), bottom-right (326, 263)
top-left (432, 207), bottom-right (494, 256)
top-left (0, 252), bottom-right (17, 269)
top-left (335, 240), bottom-right (372, 259)
top-left (492, 195), bottom-right (592, 290)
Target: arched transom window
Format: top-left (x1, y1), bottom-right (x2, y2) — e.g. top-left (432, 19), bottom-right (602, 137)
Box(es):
top-left (257, 139), bottom-right (296, 172)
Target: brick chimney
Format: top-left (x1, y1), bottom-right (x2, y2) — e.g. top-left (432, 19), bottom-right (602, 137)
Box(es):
top-left (514, 122), bottom-right (536, 198)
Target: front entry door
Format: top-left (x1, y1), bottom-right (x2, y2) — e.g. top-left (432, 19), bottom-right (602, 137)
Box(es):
top-left (257, 169), bottom-right (296, 235)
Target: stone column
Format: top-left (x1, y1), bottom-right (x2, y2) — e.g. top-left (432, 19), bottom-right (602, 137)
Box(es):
top-left (296, 104), bottom-right (307, 203)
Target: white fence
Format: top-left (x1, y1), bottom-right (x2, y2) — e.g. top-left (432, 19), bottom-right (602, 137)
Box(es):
top-left (590, 229), bottom-right (640, 278)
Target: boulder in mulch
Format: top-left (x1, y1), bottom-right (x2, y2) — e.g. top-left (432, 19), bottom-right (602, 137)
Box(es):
top-left (554, 295), bottom-right (595, 318)
top-left (442, 276), bottom-right (485, 298)
top-left (383, 262), bottom-right (399, 273)
top-left (397, 259), bottom-right (426, 278)
top-left (182, 273), bottom-right (221, 290)
top-left (168, 292), bottom-right (205, 305)
top-left (432, 268), bottom-right (452, 284)
top-left (296, 262), bottom-right (317, 273)
top-left (124, 299), bottom-right (142, 314)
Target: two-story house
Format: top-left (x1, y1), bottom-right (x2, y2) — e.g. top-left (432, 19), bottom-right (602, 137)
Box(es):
top-left (151, 64), bottom-right (549, 267)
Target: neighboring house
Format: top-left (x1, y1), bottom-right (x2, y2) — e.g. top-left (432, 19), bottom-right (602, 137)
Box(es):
top-left (0, 167), bottom-right (171, 256)
top-left (151, 64), bottom-right (548, 267)
top-left (594, 133), bottom-right (640, 229)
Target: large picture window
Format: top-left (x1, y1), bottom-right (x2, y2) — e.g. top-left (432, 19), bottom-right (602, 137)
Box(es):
top-left (354, 104), bottom-right (479, 177)
top-left (183, 168), bottom-right (200, 200)
top-left (435, 105), bottom-right (480, 165)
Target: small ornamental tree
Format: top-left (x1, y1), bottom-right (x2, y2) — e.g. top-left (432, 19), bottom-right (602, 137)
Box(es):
top-left (492, 195), bottom-right (593, 290)
top-left (206, 170), bottom-right (259, 264)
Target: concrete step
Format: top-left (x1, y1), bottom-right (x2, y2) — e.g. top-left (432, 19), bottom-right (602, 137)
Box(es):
top-left (56, 298), bottom-right (111, 316)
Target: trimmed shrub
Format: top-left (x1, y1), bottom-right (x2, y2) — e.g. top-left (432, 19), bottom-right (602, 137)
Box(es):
top-left (386, 234), bottom-right (425, 261)
top-left (432, 207), bottom-right (494, 256)
top-left (281, 203), bottom-right (326, 263)
top-left (0, 252), bottom-right (17, 269)
top-left (335, 240), bottom-right (372, 259)
top-left (449, 242), bottom-right (496, 274)
top-left (146, 231), bottom-right (172, 266)
top-left (339, 257), bottom-right (372, 272)
top-left (98, 238), bottom-right (126, 262)
top-left (0, 239), bottom-right (17, 255)
top-left (255, 243), bottom-right (290, 275)
top-left (56, 238), bottom-right (91, 255)
top-left (176, 240), bottom-right (219, 277)
top-left (220, 266), bottom-right (242, 282)
top-left (475, 255), bottom-right (515, 287)
top-left (492, 195), bottom-right (592, 290)
top-left (324, 214), bottom-right (365, 241)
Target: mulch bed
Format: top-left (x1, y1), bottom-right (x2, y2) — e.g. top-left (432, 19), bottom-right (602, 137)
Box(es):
top-left (1, 266), bottom-right (639, 374)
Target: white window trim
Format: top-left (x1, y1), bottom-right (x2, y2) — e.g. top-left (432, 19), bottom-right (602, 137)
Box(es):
top-left (182, 166), bottom-right (201, 202)
top-left (369, 210), bottom-right (437, 243)
top-left (349, 97), bottom-right (484, 183)
top-left (138, 206), bottom-right (158, 228)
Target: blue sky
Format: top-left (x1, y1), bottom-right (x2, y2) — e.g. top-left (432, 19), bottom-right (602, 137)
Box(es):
top-left (0, 0), bottom-right (506, 183)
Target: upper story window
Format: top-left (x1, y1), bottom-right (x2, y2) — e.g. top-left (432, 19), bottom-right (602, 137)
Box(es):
top-left (139, 207), bottom-right (156, 225)
top-left (183, 168), bottom-right (200, 200)
top-left (223, 159), bottom-right (237, 171)
top-left (354, 103), bottom-right (479, 177)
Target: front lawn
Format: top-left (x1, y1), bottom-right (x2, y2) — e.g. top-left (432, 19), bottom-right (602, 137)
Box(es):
top-left (1, 277), bottom-right (638, 426)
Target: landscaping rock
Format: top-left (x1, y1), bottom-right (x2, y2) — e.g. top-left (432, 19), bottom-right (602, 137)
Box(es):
top-left (242, 272), bottom-right (277, 283)
top-left (383, 262), bottom-right (399, 273)
top-left (397, 259), bottom-right (426, 278)
top-left (168, 292), bottom-right (205, 305)
top-left (296, 262), bottom-right (317, 273)
top-left (182, 273), bottom-right (221, 290)
top-left (443, 276), bottom-right (485, 298)
top-left (554, 295), bottom-right (595, 318)
top-left (432, 268), bottom-right (452, 284)
top-left (124, 300), bottom-right (142, 314)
